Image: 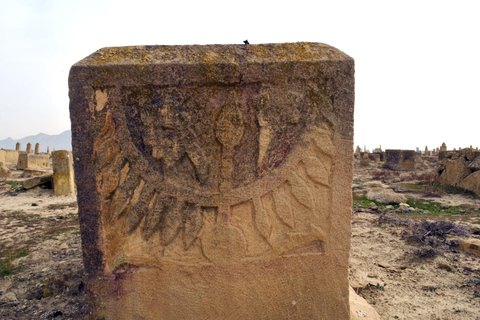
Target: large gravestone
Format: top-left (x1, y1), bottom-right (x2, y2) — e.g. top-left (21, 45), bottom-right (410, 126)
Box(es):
top-left (69, 43), bottom-right (354, 320)
top-left (385, 149), bottom-right (416, 171)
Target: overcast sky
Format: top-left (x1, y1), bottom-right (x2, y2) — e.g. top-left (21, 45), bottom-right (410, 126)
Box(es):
top-left (0, 0), bottom-right (478, 151)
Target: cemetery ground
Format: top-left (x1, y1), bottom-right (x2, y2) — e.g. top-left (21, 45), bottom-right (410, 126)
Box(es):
top-left (1, 162), bottom-right (480, 319)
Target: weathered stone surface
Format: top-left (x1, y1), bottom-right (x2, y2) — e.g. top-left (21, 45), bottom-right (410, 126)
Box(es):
top-left (0, 163), bottom-right (11, 178)
top-left (0, 150), bottom-right (21, 165)
top-left (385, 150), bottom-right (416, 171)
top-left (459, 238), bottom-right (480, 256)
top-left (52, 150), bottom-right (75, 196)
top-left (441, 158), bottom-right (472, 186)
top-left (459, 171), bottom-right (480, 196)
top-left (17, 153), bottom-right (51, 170)
top-left (469, 155), bottom-right (480, 171)
top-left (368, 153), bottom-right (381, 163)
top-left (69, 43), bottom-right (354, 319)
top-left (349, 286), bottom-right (382, 320)
top-left (22, 174), bottom-right (52, 190)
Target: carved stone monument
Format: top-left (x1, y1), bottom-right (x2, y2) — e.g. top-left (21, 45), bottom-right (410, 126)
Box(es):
top-left (34, 143), bottom-right (40, 154)
top-left (52, 150), bottom-right (75, 196)
top-left (16, 142), bottom-right (21, 151)
top-left (26, 142), bottom-right (32, 154)
top-left (69, 43), bottom-right (354, 320)
top-left (385, 149), bottom-right (416, 171)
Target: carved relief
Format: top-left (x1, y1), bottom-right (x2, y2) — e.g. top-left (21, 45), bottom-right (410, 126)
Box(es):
top-left (93, 84), bottom-right (335, 270)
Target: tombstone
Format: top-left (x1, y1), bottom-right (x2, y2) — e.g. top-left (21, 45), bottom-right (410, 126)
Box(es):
top-left (47, 146), bottom-right (50, 154)
top-left (380, 152), bottom-right (386, 162)
top-left (34, 143), bottom-right (40, 154)
top-left (355, 145), bottom-right (361, 155)
top-left (1, 150), bottom-right (21, 165)
top-left (425, 146), bottom-right (428, 156)
top-left (52, 150), bottom-right (75, 195)
top-left (69, 43), bottom-right (354, 319)
top-left (440, 142), bottom-right (447, 152)
top-left (17, 153), bottom-right (51, 170)
top-left (385, 149), bottom-right (416, 171)
top-left (26, 142), bottom-right (32, 154)
top-left (368, 153), bottom-right (381, 163)
top-left (15, 142), bottom-right (21, 151)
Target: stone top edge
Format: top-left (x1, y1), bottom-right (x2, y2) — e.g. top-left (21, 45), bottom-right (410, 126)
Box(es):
top-left (72, 42), bottom-right (353, 67)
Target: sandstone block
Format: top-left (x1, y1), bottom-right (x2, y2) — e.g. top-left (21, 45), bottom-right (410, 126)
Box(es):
top-left (0, 163), bottom-right (11, 178)
top-left (385, 150), bottom-right (416, 171)
top-left (469, 156), bottom-right (480, 171)
top-left (22, 174), bottom-right (52, 190)
top-left (349, 286), bottom-right (382, 320)
top-left (441, 158), bottom-right (472, 186)
top-left (17, 153), bottom-right (51, 170)
top-left (52, 150), bottom-right (75, 196)
top-left (69, 43), bottom-right (354, 320)
top-left (459, 238), bottom-right (480, 256)
top-left (459, 171), bottom-right (480, 196)
top-left (0, 150), bottom-right (21, 165)
top-left (368, 153), bottom-right (381, 163)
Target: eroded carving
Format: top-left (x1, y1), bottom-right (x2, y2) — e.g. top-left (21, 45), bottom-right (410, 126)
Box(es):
top-left (93, 84), bottom-right (335, 270)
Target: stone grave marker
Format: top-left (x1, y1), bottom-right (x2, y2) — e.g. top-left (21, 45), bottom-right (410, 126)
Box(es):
top-left (69, 43), bottom-right (354, 320)
top-left (52, 150), bottom-right (75, 196)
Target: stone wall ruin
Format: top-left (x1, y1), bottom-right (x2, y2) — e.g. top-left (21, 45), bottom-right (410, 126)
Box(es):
top-left (69, 43), bottom-right (354, 319)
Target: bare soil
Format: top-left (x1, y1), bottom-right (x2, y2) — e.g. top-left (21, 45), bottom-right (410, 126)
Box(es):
top-left (351, 162), bottom-right (480, 320)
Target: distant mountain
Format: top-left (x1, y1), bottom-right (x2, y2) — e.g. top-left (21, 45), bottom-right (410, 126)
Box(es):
top-left (0, 130), bottom-right (72, 152)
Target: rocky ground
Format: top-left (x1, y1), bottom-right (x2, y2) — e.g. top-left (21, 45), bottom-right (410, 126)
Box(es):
top-left (1, 161), bottom-right (480, 319)
top-left (351, 161), bottom-right (480, 320)
top-left (0, 168), bottom-right (87, 319)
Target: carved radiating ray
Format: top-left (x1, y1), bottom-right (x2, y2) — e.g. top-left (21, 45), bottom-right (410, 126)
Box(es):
top-left (125, 184), bottom-right (155, 234)
top-left (253, 197), bottom-right (272, 240)
top-left (302, 156), bottom-right (330, 186)
top-left (142, 194), bottom-right (165, 240)
top-left (289, 173), bottom-right (314, 209)
top-left (160, 200), bottom-right (183, 246)
top-left (184, 204), bottom-right (203, 250)
top-left (94, 111), bottom-right (122, 198)
top-left (185, 144), bottom-right (209, 185)
top-left (272, 184), bottom-right (294, 228)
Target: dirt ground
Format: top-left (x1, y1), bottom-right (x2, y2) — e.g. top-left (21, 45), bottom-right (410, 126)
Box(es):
top-left (1, 162), bottom-right (480, 319)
